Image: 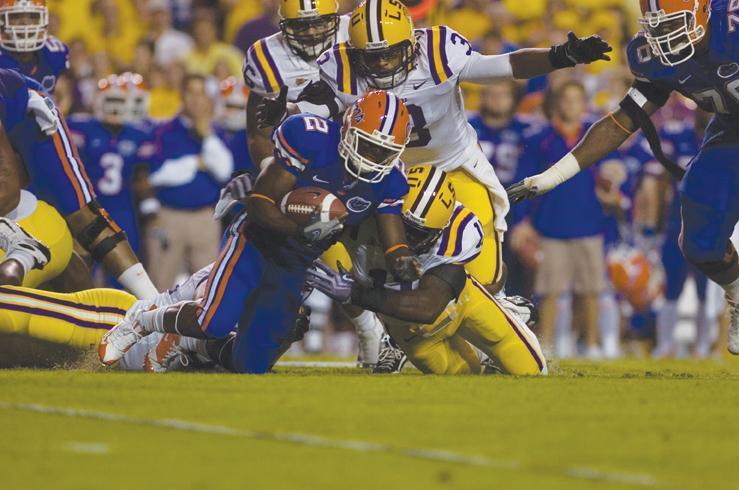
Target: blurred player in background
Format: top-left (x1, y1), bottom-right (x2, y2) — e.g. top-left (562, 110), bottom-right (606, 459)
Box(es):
top-left (214, 76), bottom-right (256, 177)
top-left (263, 0), bottom-right (612, 293)
top-left (0, 68), bottom-right (157, 298)
top-left (0, 0), bottom-right (67, 94)
top-left (68, 73), bottom-right (156, 282)
top-left (244, 0), bottom-right (349, 169)
top-left (307, 165), bottom-right (546, 376)
top-left (508, 0), bottom-right (739, 354)
top-left (99, 91), bottom-right (416, 374)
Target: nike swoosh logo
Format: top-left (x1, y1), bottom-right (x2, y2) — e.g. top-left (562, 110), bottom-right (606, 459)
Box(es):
top-left (412, 80), bottom-right (427, 90)
top-left (678, 75), bottom-right (692, 84)
top-left (313, 176), bottom-right (330, 184)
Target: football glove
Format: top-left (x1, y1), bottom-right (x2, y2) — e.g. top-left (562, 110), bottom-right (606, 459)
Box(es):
top-left (256, 85), bottom-right (289, 129)
top-left (214, 172), bottom-right (254, 219)
top-left (390, 255), bottom-right (422, 283)
top-left (301, 210), bottom-right (343, 243)
top-left (506, 177), bottom-right (541, 204)
top-left (549, 32), bottom-right (612, 68)
top-left (27, 91), bottom-right (59, 135)
top-left (305, 261), bottom-right (355, 304)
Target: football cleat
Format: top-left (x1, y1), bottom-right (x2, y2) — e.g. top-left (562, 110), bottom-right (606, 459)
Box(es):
top-left (143, 333), bottom-right (184, 373)
top-left (0, 217), bottom-right (50, 270)
top-left (98, 314), bottom-right (147, 366)
top-left (372, 335), bottom-right (407, 374)
top-left (727, 299), bottom-right (739, 355)
top-left (497, 295), bottom-right (539, 327)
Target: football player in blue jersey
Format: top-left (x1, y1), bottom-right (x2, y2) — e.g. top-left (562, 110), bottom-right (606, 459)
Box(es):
top-left (99, 90), bottom-right (418, 373)
top-left (0, 0), bottom-right (68, 94)
top-left (68, 73), bottom-right (155, 276)
top-left (508, 0), bottom-right (739, 354)
top-left (0, 68), bottom-right (158, 299)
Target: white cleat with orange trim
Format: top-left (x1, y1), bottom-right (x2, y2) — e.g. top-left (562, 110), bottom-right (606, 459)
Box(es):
top-left (98, 314), bottom-right (148, 366)
top-left (143, 333), bottom-right (184, 372)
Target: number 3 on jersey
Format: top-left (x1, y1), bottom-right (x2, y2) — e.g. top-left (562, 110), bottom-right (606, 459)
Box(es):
top-left (97, 153), bottom-right (124, 195)
top-left (406, 104), bottom-right (431, 148)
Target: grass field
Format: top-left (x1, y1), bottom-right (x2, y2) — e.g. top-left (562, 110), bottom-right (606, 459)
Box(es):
top-left (1, 358), bottom-right (737, 490)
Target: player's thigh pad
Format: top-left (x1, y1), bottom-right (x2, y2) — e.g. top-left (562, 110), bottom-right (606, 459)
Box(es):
top-left (447, 168), bottom-right (502, 284)
top-left (680, 143), bottom-right (739, 262)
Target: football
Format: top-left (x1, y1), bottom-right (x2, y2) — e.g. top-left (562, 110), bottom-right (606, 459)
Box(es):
top-left (280, 186), bottom-right (348, 226)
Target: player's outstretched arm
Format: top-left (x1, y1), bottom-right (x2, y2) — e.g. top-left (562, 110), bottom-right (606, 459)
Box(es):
top-left (247, 93), bottom-right (279, 168)
top-left (376, 213), bottom-right (421, 283)
top-left (510, 32), bottom-right (612, 79)
top-left (508, 105), bottom-right (651, 204)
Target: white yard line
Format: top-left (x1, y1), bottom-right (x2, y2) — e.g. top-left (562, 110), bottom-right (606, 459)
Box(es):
top-left (0, 401), bottom-right (658, 486)
top-left (63, 441), bottom-right (110, 455)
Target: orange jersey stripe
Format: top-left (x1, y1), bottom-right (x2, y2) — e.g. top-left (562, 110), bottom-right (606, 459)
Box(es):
top-left (51, 131), bottom-right (86, 209)
top-left (201, 233), bottom-right (248, 331)
top-left (59, 113), bottom-right (96, 194)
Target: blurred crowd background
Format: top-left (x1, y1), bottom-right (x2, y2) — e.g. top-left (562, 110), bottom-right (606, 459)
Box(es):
top-left (46, 0), bottom-right (726, 359)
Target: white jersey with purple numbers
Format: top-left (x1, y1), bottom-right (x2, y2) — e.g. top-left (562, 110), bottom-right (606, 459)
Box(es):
top-left (243, 15), bottom-right (350, 100)
top-left (312, 26), bottom-right (510, 231)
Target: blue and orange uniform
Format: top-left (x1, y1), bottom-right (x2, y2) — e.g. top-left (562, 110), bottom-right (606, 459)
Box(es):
top-left (0, 35), bottom-right (68, 94)
top-left (196, 113), bottom-right (408, 373)
top-left (68, 115), bottom-right (156, 256)
top-left (626, 0), bottom-right (739, 272)
top-left (0, 68), bottom-right (97, 216)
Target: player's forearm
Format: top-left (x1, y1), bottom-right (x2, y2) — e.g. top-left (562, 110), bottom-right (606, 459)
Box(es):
top-left (571, 112), bottom-right (634, 169)
top-left (351, 286), bottom-right (443, 324)
top-left (246, 195), bottom-right (300, 237)
top-left (247, 127), bottom-right (276, 168)
top-left (509, 49), bottom-right (555, 79)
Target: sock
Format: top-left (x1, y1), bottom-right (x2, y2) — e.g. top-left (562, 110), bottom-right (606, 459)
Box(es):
top-left (138, 307), bottom-right (167, 333)
top-left (351, 309), bottom-right (381, 336)
top-left (599, 293), bottom-right (620, 358)
top-left (694, 302), bottom-right (716, 357)
top-left (655, 300), bottom-right (678, 355)
top-left (117, 263), bottom-right (159, 300)
top-left (721, 276), bottom-right (739, 303)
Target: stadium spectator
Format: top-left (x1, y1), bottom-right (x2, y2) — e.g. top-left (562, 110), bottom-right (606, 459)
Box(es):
top-left (184, 8), bottom-right (243, 78)
top-left (516, 80), bottom-right (607, 357)
top-left (146, 0), bottom-right (193, 68)
top-left (145, 74), bottom-right (233, 289)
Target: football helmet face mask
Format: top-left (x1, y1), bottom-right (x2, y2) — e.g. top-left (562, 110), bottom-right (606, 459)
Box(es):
top-left (402, 165), bottom-right (456, 254)
top-left (216, 76), bottom-right (249, 131)
top-left (339, 90), bottom-right (410, 183)
top-left (0, 0), bottom-right (48, 53)
top-left (349, 0), bottom-right (416, 89)
top-left (279, 0), bottom-right (339, 61)
top-left (638, 0), bottom-right (711, 66)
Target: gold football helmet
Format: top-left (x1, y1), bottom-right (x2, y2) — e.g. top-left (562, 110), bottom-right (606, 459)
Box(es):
top-left (402, 165), bottom-right (456, 253)
top-left (279, 0), bottom-right (339, 61)
top-left (348, 0), bottom-right (416, 89)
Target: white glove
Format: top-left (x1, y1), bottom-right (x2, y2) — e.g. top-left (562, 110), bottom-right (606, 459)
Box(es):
top-left (305, 261), bottom-right (355, 303)
top-left (27, 90), bottom-right (59, 135)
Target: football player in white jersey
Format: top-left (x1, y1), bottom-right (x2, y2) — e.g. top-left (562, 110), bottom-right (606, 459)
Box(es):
top-left (244, 0), bottom-right (350, 168)
top-left (260, 0), bottom-right (611, 290)
top-left (307, 165), bottom-right (547, 376)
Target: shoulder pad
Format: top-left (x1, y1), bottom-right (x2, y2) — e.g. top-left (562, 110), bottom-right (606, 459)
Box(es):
top-left (317, 42), bottom-right (357, 96)
top-left (244, 35), bottom-right (285, 97)
top-left (435, 203), bottom-right (483, 264)
top-left (421, 26), bottom-right (473, 85)
top-left (272, 113), bottom-right (339, 173)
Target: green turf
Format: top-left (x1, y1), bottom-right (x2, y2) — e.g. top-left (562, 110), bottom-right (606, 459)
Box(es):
top-left (0, 359), bottom-right (737, 490)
